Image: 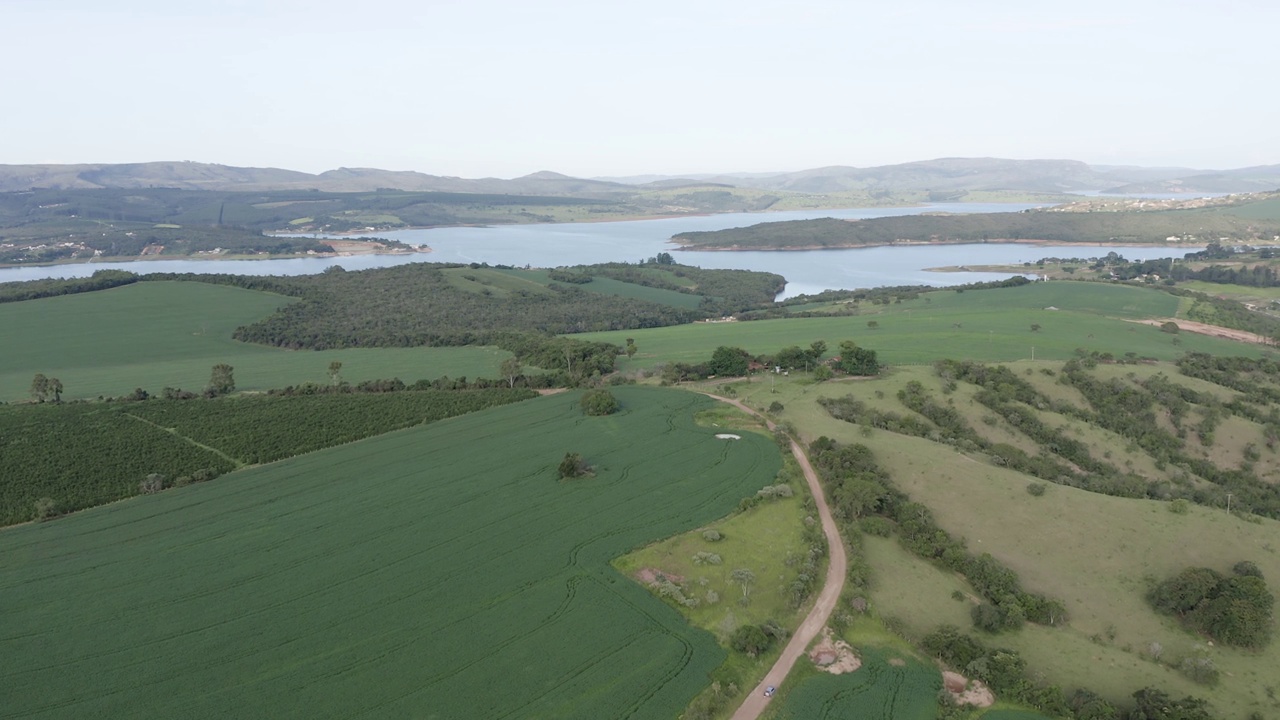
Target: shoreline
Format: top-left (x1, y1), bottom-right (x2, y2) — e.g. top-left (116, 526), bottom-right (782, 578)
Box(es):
top-left (670, 238), bottom-right (1210, 252)
top-left (0, 246), bottom-right (429, 271)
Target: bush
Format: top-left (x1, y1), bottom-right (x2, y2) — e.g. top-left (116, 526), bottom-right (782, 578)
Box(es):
top-left (139, 473), bottom-right (165, 494)
top-left (860, 516), bottom-right (894, 537)
top-left (1169, 498), bottom-right (1190, 514)
top-left (558, 452), bottom-right (590, 479)
top-left (702, 529), bottom-right (723, 542)
top-left (1180, 655), bottom-right (1220, 686)
top-left (813, 365), bottom-right (834, 381)
top-left (767, 401), bottom-right (784, 414)
top-left (33, 497), bottom-right (57, 522)
top-left (580, 389), bottom-right (620, 416)
top-left (1026, 482), bottom-right (1047, 496)
top-left (1161, 321), bottom-right (1181, 334)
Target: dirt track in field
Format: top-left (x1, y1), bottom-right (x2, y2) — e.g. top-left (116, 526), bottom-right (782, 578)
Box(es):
top-left (699, 394), bottom-right (847, 720)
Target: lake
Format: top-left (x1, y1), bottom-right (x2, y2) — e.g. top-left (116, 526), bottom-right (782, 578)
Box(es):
top-left (0, 203), bottom-right (1199, 298)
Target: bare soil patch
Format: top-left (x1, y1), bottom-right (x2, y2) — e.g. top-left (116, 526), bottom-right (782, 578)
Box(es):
top-left (808, 628), bottom-right (862, 674)
top-left (635, 567), bottom-right (685, 585)
top-left (942, 671), bottom-right (994, 708)
top-left (1132, 318), bottom-right (1269, 344)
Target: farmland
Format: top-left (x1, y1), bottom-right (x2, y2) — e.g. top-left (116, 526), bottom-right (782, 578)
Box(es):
top-left (764, 647), bottom-right (939, 720)
top-left (0, 387), bottom-right (782, 718)
top-left (581, 282), bottom-right (1266, 369)
top-left (0, 281), bottom-right (512, 401)
top-left (0, 388), bottom-right (536, 524)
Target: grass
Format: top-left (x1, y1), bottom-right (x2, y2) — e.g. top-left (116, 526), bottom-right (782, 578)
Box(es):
top-left (0, 386), bottom-right (781, 719)
top-left (0, 281), bottom-right (512, 401)
top-left (844, 418), bottom-right (1278, 717)
top-left (581, 283), bottom-right (1265, 370)
top-left (704, 365), bottom-right (1280, 718)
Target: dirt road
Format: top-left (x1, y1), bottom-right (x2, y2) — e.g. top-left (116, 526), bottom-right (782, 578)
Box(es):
top-left (701, 395), bottom-right (847, 720)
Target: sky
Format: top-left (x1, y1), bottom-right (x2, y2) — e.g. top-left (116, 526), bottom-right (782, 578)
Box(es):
top-left (2, 0), bottom-right (1276, 178)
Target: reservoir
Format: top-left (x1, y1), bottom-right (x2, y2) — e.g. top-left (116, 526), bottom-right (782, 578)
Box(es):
top-left (0, 203), bottom-right (1198, 298)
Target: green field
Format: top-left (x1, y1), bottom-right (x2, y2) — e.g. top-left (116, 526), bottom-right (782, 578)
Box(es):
top-left (0, 387), bottom-right (782, 718)
top-left (580, 283), bottom-right (1265, 369)
top-left (765, 647), bottom-right (939, 720)
top-left (0, 281), bottom-right (511, 401)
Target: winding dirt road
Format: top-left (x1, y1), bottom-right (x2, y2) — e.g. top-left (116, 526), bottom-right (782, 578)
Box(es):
top-left (701, 394), bottom-right (847, 720)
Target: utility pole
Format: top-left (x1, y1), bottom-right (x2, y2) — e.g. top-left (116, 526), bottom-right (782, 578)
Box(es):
top-left (1227, 493), bottom-right (1233, 514)
top-left (1031, 346), bottom-right (1035, 361)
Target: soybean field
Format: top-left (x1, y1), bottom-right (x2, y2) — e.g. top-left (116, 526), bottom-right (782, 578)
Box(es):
top-left (766, 648), bottom-right (940, 720)
top-left (0, 386), bottom-right (781, 719)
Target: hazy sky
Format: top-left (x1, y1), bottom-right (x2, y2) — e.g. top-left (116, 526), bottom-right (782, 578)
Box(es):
top-left (3, 0), bottom-right (1276, 177)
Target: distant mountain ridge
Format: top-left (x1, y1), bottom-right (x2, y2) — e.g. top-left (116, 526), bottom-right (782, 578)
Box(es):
top-left (2, 157), bottom-right (1276, 196)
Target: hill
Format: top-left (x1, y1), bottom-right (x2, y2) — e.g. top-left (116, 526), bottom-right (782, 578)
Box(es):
top-left (1105, 165), bottom-right (1280, 195)
top-left (671, 192), bottom-right (1280, 250)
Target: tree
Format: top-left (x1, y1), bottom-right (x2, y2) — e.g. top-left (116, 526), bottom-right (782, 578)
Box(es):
top-left (807, 340), bottom-right (827, 362)
top-left (327, 360), bottom-right (343, 385)
top-left (867, 320), bottom-right (879, 329)
top-left (708, 346), bottom-right (750, 377)
top-left (558, 452), bottom-right (589, 479)
top-left (1161, 321), bottom-right (1181, 334)
top-left (837, 341), bottom-right (879, 376)
top-left (774, 345), bottom-right (808, 370)
top-left (30, 373), bottom-right (49, 402)
top-left (580, 389), bottom-right (620, 416)
top-left (1030, 323), bottom-right (1042, 332)
top-left (730, 568), bottom-right (756, 601)
top-left (500, 356), bottom-right (522, 388)
top-left (730, 624), bottom-right (772, 656)
top-left (207, 363), bottom-right (235, 396)
top-left (625, 338), bottom-right (637, 359)
top-left (813, 365), bottom-right (834, 381)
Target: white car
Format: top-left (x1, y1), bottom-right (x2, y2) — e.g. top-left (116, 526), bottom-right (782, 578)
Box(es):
top-left (764, 686), bottom-right (776, 697)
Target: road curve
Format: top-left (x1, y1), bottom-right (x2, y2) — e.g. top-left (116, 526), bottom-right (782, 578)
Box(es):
top-left (700, 394), bottom-right (848, 720)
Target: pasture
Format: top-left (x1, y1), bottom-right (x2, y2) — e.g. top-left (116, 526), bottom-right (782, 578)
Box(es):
top-left (720, 366), bottom-right (1280, 718)
top-left (0, 281), bottom-right (511, 401)
top-left (0, 387), bottom-right (781, 719)
top-left (579, 283), bottom-right (1265, 369)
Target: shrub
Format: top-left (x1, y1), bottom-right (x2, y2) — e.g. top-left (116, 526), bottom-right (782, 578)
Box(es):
top-left (702, 529), bottom-right (723, 542)
top-left (1026, 482), bottom-right (1047, 497)
top-left (580, 389), bottom-right (620, 416)
top-left (139, 473), bottom-right (166, 494)
top-left (33, 497), bottom-right (58, 522)
top-left (558, 452), bottom-right (590, 479)
top-left (860, 516), bottom-right (894, 537)
top-left (1169, 498), bottom-right (1190, 514)
top-left (1161, 321), bottom-right (1181, 334)
top-left (767, 401), bottom-right (784, 414)
top-left (813, 365), bottom-right (833, 381)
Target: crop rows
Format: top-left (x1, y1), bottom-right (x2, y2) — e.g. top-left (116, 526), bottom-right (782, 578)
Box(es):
top-left (0, 389), bottom-right (535, 524)
top-left (0, 387), bottom-right (780, 718)
top-left (770, 648), bottom-right (938, 720)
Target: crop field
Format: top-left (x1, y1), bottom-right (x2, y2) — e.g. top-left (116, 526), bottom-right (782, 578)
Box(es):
top-left (764, 647), bottom-right (939, 720)
top-left (0, 281), bottom-right (511, 400)
top-left (0, 387), bottom-right (782, 719)
top-left (580, 283), bottom-right (1263, 369)
top-left (0, 389), bottom-right (537, 525)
